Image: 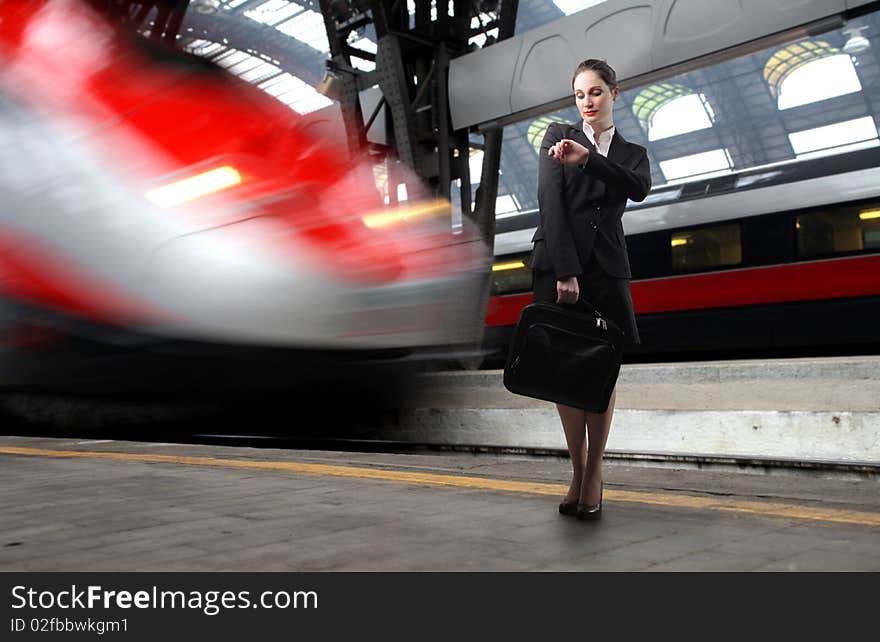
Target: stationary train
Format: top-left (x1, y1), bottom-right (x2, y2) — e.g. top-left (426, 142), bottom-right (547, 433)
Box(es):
top-left (0, 1), bottom-right (490, 395)
top-left (485, 146), bottom-right (880, 361)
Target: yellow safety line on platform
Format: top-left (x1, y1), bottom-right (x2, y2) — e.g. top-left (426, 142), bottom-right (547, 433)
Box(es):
top-left (2, 445), bottom-right (879, 527)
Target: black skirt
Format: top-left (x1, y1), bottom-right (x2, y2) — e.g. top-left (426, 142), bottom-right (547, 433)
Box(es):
top-left (532, 256), bottom-right (641, 346)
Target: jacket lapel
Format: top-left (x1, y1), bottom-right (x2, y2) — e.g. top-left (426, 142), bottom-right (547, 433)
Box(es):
top-left (569, 121), bottom-right (594, 152)
top-left (572, 121), bottom-right (633, 166)
top-left (607, 130), bottom-right (631, 166)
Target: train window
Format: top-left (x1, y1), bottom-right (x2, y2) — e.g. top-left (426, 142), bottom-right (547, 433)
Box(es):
top-left (670, 224), bottom-right (742, 273)
top-left (796, 206), bottom-right (880, 257)
top-left (491, 256), bottom-right (532, 295)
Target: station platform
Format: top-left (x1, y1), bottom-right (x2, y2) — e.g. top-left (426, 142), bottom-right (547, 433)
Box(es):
top-left (373, 355), bottom-right (880, 471)
top-left (1, 435), bottom-right (879, 571)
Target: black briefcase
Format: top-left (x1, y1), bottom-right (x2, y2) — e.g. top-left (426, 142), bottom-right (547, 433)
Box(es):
top-left (502, 300), bottom-right (624, 412)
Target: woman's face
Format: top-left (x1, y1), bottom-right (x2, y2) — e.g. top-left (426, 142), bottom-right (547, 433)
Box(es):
top-left (574, 70), bottom-right (619, 131)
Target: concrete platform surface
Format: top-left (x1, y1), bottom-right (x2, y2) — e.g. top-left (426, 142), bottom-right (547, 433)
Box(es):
top-left (1, 435), bottom-right (879, 571)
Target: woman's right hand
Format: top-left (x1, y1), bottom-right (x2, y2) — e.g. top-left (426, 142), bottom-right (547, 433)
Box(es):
top-left (548, 138), bottom-right (589, 165)
top-left (557, 276), bottom-right (580, 304)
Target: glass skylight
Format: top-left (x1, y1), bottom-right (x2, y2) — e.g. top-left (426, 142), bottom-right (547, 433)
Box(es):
top-left (258, 72), bottom-right (333, 114)
top-left (788, 116), bottom-right (879, 159)
top-left (276, 8), bottom-right (330, 53)
top-left (553, 0), bottom-right (608, 17)
top-left (219, 51), bottom-right (279, 83)
top-left (659, 149), bottom-right (734, 183)
top-left (244, 0), bottom-right (301, 25)
top-left (469, 12), bottom-right (499, 48)
top-left (186, 38), bottom-right (226, 58)
top-left (242, 1), bottom-right (330, 54)
top-left (648, 93), bottom-right (714, 141)
top-left (347, 35), bottom-right (376, 72)
top-left (190, 42), bottom-right (332, 114)
top-left (186, 3), bottom-right (337, 117)
top-left (777, 54), bottom-right (862, 110)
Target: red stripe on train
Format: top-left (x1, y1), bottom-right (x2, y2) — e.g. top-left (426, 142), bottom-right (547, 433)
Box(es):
top-left (0, 230), bottom-right (161, 325)
top-left (486, 255), bottom-right (880, 326)
top-left (485, 291), bottom-right (533, 326)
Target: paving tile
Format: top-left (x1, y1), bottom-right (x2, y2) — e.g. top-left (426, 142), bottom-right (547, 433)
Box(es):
top-left (5, 543), bottom-right (199, 571)
top-left (751, 548), bottom-right (879, 571)
top-left (588, 535), bottom-right (717, 564)
top-left (712, 528), bottom-right (825, 560)
top-left (779, 524), bottom-right (880, 556)
top-left (643, 551), bottom-right (776, 571)
top-left (537, 553), bottom-right (654, 572)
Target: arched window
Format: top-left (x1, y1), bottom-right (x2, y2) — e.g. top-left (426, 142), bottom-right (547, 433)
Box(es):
top-left (763, 41), bottom-right (861, 109)
top-left (527, 116), bottom-right (559, 155)
top-left (632, 83), bottom-right (714, 141)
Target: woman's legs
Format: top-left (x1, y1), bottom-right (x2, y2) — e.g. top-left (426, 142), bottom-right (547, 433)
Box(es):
top-left (555, 404), bottom-right (587, 502)
top-left (580, 386), bottom-right (616, 506)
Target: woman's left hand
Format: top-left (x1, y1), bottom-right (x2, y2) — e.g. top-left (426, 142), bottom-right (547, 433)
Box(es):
top-left (548, 139), bottom-right (589, 165)
top-left (556, 276), bottom-right (580, 304)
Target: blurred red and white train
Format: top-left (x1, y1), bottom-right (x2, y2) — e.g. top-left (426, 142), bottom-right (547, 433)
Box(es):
top-left (486, 146), bottom-right (880, 360)
top-left (0, 1), bottom-right (490, 394)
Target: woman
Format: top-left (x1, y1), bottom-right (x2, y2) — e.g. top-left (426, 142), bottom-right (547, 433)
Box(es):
top-left (530, 59), bottom-right (651, 520)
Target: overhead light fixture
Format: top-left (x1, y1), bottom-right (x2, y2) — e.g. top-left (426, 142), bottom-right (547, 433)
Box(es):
top-left (362, 199), bottom-right (450, 229)
top-left (843, 26), bottom-right (870, 55)
top-left (316, 69), bottom-right (342, 101)
top-left (859, 209), bottom-right (880, 221)
top-left (492, 260), bottom-right (526, 272)
top-left (146, 166), bottom-right (242, 207)
top-left (191, 0), bottom-right (220, 15)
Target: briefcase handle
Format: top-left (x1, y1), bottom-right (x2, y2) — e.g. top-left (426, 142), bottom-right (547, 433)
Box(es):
top-left (566, 297), bottom-right (599, 318)
top-left (565, 297), bottom-right (620, 335)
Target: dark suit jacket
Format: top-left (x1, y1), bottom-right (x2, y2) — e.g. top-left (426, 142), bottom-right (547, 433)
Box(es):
top-left (530, 121), bottom-right (652, 279)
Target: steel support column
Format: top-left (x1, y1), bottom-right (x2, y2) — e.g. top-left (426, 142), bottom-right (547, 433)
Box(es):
top-left (315, 0), bottom-right (519, 252)
top-left (318, 0), bottom-right (367, 159)
top-left (471, 0), bottom-right (518, 253)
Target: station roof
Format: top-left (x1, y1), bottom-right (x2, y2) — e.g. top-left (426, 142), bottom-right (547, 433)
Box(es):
top-left (170, 1), bottom-right (878, 214)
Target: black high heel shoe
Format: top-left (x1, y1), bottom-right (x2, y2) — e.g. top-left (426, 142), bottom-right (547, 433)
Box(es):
top-left (558, 498), bottom-right (579, 516)
top-left (575, 482), bottom-right (603, 521)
